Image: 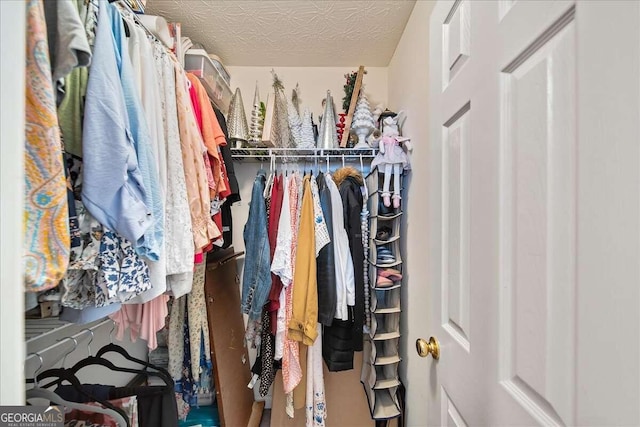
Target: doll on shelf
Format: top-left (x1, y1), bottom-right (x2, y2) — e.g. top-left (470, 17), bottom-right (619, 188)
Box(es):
top-left (370, 113), bottom-right (411, 209)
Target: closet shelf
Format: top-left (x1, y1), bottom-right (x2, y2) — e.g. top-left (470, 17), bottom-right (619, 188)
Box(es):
top-left (372, 331), bottom-right (401, 341)
top-left (375, 354), bottom-right (402, 366)
top-left (374, 377), bottom-right (402, 390)
top-left (231, 147), bottom-right (378, 162)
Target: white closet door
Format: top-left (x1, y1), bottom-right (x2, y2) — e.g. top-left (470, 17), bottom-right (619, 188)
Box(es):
top-left (424, 1), bottom-right (640, 425)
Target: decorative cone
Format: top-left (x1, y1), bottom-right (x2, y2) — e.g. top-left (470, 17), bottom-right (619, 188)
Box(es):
top-left (299, 108), bottom-right (316, 148)
top-left (271, 71), bottom-right (293, 148)
top-left (228, 88), bottom-right (249, 144)
top-left (318, 90), bottom-right (338, 149)
top-left (248, 82), bottom-right (262, 145)
top-left (288, 102), bottom-right (303, 148)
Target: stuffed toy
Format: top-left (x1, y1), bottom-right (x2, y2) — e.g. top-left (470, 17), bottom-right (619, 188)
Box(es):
top-left (370, 113), bottom-right (411, 208)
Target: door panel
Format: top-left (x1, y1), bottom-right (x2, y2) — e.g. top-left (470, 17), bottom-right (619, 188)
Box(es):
top-left (430, 1), bottom-right (501, 424)
top-left (441, 387), bottom-right (469, 427)
top-left (442, 103), bottom-right (471, 352)
top-left (498, 18), bottom-right (577, 426)
top-left (427, 0), bottom-right (639, 425)
top-left (443, 0), bottom-right (470, 87)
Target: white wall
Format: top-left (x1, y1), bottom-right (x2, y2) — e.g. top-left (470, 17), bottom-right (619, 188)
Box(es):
top-left (387, 2), bottom-right (436, 425)
top-left (1, 0), bottom-right (26, 405)
top-left (227, 66), bottom-right (388, 122)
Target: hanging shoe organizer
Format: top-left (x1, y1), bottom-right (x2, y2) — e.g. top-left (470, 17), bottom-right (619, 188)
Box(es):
top-left (361, 170), bottom-right (405, 421)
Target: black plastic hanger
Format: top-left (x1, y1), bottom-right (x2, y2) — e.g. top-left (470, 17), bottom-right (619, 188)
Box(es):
top-left (95, 342), bottom-right (173, 384)
top-left (35, 368), bottom-right (130, 427)
top-left (43, 355), bottom-right (169, 387)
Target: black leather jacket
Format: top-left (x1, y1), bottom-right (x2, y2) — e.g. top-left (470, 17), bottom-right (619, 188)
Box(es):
top-left (316, 172), bottom-right (337, 326)
top-left (322, 168), bottom-right (366, 371)
top-left (338, 174), bottom-right (365, 352)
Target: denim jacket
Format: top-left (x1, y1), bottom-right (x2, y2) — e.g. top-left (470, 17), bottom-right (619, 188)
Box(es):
top-left (241, 170), bottom-right (271, 321)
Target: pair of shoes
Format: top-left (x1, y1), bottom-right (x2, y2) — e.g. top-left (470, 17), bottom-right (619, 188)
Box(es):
top-left (392, 194), bottom-right (401, 209)
top-left (378, 268), bottom-right (402, 281)
top-left (377, 247), bottom-right (395, 263)
top-left (376, 226), bottom-right (392, 241)
top-left (376, 275), bottom-right (395, 288)
top-left (378, 202), bottom-right (396, 217)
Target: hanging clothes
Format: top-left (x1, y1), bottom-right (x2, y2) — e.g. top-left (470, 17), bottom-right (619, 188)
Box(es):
top-left (250, 308), bottom-right (276, 397)
top-left (186, 76), bottom-right (216, 195)
top-left (273, 174), bottom-right (291, 361)
top-left (95, 230), bottom-right (152, 306)
top-left (278, 173), bottom-right (303, 396)
top-left (42, 0), bottom-right (92, 104)
top-left (65, 395), bottom-right (139, 427)
top-left (213, 106), bottom-right (240, 204)
top-left (173, 63), bottom-right (220, 252)
top-left (213, 106), bottom-right (239, 249)
top-left (315, 172), bottom-right (337, 326)
top-left (241, 170), bottom-right (271, 325)
top-left (160, 51), bottom-right (194, 299)
top-left (305, 324), bottom-right (326, 427)
top-left (187, 259), bottom-right (211, 382)
top-left (81, 0), bottom-right (152, 250)
top-left (333, 167), bottom-right (365, 351)
top-left (125, 23), bottom-right (168, 302)
top-left (24, 0), bottom-right (71, 292)
top-left (109, 3), bottom-right (164, 262)
top-left (110, 294), bottom-right (169, 350)
top-left (289, 176), bottom-right (319, 346)
top-left (57, 0), bottom-right (98, 158)
top-left (322, 170), bottom-right (360, 372)
top-left (267, 174), bottom-right (285, 333)
top-left (326, 174), bottom-right (355, 321)
top-left (186, 73), bottom-right (228, 199)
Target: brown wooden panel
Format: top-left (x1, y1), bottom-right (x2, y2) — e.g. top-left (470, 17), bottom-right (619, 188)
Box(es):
top-left (205, 249), bottom-right (254, 427)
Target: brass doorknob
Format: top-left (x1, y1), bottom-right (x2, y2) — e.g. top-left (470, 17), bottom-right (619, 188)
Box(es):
top-left (416, 337), bottom-right (440, 360)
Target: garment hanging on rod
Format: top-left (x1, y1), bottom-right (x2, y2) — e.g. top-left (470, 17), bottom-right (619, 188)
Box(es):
top-left (27, 387), bottom-right (129, 427)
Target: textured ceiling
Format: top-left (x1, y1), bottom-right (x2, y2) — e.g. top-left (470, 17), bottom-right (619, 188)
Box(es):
top-left (145, 1), bottom-right (416, 66)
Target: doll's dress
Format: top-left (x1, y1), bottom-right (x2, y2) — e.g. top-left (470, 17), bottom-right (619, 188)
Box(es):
top-left (371, 136), bottom-right (410, 171)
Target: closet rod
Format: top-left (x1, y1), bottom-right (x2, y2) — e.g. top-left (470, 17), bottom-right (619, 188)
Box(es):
top-left (25, 319), bottom-right (112, 367)
top-left (237, 154), bottom-right (374, 159)
top-left (110, 0), bottom-right (161, 46)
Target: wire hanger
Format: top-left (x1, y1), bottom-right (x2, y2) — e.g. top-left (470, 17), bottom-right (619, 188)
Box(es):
top-left (58, 336), bottom-right (78, 368)
top-left (30, 352), bottom-right (44, 388)
top-left (109, 321), bottom-right (117, 344)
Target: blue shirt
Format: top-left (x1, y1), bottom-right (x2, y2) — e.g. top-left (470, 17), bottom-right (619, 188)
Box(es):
top-left (108, 2), bottom-right (163, 260)
top-left (82, 0), bottom-right (152, 246)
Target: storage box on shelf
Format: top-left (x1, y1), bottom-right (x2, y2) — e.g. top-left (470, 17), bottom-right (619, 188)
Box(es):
top-left (184, 49), bottom-right (233, 114)
top-left (362, 169), bottom-right (406, 421)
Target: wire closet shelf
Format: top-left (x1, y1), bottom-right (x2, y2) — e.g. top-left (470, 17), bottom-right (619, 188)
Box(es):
top-left (230, 147), bottom-right (378, 162)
